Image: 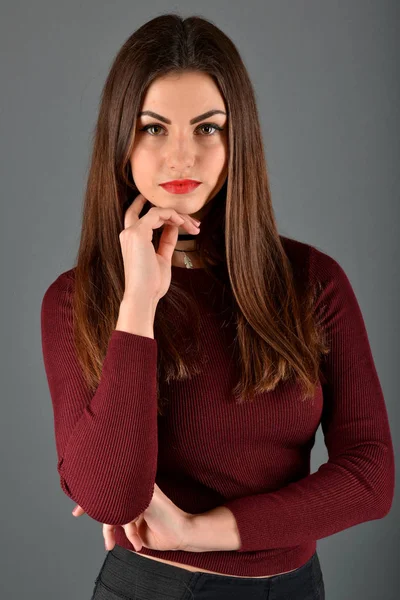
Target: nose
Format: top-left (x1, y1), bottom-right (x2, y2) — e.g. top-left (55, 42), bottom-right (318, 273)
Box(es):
top-left (164, 135), bottom-right (195, 171)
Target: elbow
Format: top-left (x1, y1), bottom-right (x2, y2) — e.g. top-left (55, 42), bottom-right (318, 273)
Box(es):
top-left (58, 464), bottom-right (155, 525)
top-left (381, 445), bottom-right (395, 517)
top-left (61, 477), bottom-right (154, 525)
top-left (375, 485), bottom-right (395, 519)
top-left (82, 494), bottom-right (154, 526)
top-left (371, 450), bottom-right (395, 519)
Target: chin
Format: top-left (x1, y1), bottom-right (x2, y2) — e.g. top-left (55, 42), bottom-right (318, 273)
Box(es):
top-left (156, 194), bottom-right (206, 212)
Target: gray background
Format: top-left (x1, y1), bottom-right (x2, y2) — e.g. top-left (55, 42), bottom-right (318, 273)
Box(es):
top-left (0, 1), bottom-right (398, 598)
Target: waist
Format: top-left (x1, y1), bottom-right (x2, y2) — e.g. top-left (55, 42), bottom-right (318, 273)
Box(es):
top-left (127, 548), bottom-right (299, 578)
top-left (114, 527), bottom-right (317, 578)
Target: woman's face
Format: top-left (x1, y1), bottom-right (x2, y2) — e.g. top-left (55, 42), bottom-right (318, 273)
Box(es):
top-left (129, 71), bottom-right (229, 223)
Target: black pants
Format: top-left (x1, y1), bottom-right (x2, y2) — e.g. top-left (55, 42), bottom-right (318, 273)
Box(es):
top-left (90, 544), bottom-right (325, 599)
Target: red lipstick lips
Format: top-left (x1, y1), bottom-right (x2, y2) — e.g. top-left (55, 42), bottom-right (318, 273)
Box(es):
top-left (159, 179), bottom-right (202, 194)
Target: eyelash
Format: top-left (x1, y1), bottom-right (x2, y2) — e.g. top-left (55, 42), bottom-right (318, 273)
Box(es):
top-left (139, 122), bottom-right (224, 136)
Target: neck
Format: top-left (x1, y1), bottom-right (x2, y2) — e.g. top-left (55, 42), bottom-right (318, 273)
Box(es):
top-left (172, 248), bottom-right (204, 269)
top-left (172, 231), bottom-right (202, 267)
top-left (175, 229), bottom-right (198, 251)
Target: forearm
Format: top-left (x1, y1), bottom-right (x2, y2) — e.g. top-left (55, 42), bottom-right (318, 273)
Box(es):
top-left (185, 506), bottom-right (241, 552)
top-left (116, 298), bottom-right (156, 338)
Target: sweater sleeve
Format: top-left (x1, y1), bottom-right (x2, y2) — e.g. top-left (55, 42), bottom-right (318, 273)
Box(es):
top-left (40, 270), bottom-right (159, 526)
top-left (222, 246), bottom-right (395, 552)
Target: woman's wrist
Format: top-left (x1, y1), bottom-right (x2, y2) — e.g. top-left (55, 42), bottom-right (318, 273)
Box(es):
top-left (183, 508), bottom-right (241, 552)
top-left (116, 298), bottom-right (156, 338)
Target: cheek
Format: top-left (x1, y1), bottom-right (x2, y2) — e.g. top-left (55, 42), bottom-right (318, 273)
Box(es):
top-left (202, 143), bottom-right (228, 175)
top-left (130, 148), bottom-right (159, 183)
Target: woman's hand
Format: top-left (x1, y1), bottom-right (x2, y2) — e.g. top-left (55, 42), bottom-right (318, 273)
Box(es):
top-left (72, 483), bottom-right (194, 552)
top-left (120, 194), bottom-right (201, 305)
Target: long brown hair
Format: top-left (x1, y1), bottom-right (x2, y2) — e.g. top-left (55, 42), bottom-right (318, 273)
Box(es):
top-left (72, 13), bottom-right (329, 415)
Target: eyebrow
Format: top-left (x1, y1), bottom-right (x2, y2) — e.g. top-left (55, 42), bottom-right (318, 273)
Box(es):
top-left (137, 109), bottom-right (227, 125)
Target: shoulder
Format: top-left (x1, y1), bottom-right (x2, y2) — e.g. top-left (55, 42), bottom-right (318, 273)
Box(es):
top-left (41, 267), bottom-right (77, 318)
top-left (279, 235), bottom-right (345, 285)
top-left (279, 234), bottom-right (311, 270)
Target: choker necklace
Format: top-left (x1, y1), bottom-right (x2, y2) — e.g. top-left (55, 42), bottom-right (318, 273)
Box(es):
top-left (174, 232), bottom-right (198, 269)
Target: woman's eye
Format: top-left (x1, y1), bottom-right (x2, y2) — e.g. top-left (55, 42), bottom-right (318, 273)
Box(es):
top-left (139, 123), bottom-right (223, 136)
top-left (197, 124), bottom-right (219, 135)
top-left (142, 124), bottom-right (164, 136)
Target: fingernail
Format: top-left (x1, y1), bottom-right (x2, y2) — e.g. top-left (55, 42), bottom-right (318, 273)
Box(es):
top-left (193, 219), bottom-right (201, 226)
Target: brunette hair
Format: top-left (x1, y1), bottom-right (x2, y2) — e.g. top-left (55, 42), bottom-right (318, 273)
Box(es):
top-left (72, 13), bottom-right (329, 415)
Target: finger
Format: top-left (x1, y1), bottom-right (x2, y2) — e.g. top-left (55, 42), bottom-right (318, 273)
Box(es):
top-left (157, 217), bottom-right (200, 264)
top-left (72, 505), bottom-right (85, 517)
top-left (103, 523), bottom-right (116, 551)
top-left (124, 196), bottom-right (200, 234)
top-left (157, 222), bottom-right (181, 264)
top-left (124, 522), bottom-right (143, 552)
top-left (144, 207), bottom-right (202, 232)
top-left (124, 194), bottom-right (148, 230)
top-left (138, 209), bottom-right (199, 263)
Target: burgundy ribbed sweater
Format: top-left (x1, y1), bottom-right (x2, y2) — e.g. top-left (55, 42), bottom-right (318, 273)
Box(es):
top-left (40, 237), bottom-right (395, 577)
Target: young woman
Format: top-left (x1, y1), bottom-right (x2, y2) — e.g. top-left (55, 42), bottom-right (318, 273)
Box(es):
top-left (40, 13), bottom-right (394, 600)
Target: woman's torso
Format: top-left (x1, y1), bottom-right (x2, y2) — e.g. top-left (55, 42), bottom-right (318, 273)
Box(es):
top-left (126, 548), bottom-right (298, 578)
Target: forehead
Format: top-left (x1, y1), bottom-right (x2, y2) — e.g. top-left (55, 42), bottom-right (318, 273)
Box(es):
top-left (140, 72), bottom-right (226, 113)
